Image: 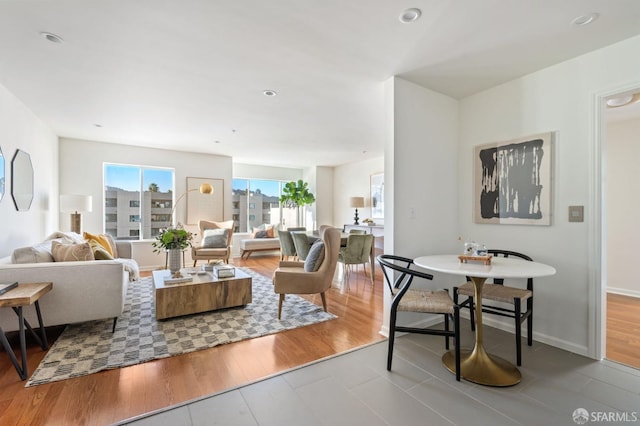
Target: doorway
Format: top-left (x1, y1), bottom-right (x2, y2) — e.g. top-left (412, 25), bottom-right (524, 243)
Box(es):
top-left (601, 88), bottom-right (640, 369)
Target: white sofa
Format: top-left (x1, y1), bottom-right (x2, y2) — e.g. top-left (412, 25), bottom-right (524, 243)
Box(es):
top-left (239, 236), bottom-right (281, 259)
top-left (0, 239), bottom-right (135, 332)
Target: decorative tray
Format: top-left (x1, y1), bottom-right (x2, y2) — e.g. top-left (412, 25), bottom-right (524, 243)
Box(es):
top-left (458, 254), bottom-right (493, 265)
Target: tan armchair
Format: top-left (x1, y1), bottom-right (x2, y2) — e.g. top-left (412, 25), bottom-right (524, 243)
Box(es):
top-left (272, 227), bottom-right (340, 319)
top-left (191, 220), bottom-right (234, 266)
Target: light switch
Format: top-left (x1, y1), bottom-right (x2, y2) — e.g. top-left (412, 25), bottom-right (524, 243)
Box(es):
top-left (568, 205), bottom-right (584, 222)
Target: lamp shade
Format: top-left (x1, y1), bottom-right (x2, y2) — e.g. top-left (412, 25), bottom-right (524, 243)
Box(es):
top-left (60, 194), bottom-right (93, 213)
top-left (350, 197), bottom-right (365, 208)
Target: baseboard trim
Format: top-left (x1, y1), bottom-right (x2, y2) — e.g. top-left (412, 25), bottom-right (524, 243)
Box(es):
top-left (606, 287), bottom-right (640, 299)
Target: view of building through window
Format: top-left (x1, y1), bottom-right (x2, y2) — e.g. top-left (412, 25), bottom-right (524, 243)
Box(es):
top-left (232, 178), bottom-right (297, 232)
top-left (104, 164), bottom-right (174, 240)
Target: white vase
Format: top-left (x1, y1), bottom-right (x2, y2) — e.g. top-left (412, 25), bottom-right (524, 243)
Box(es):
top-left (167, 248), bottom-right (182, 274)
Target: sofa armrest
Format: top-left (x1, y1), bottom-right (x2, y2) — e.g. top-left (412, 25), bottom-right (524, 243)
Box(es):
top-left (115, 241), bottom-right (132, 259)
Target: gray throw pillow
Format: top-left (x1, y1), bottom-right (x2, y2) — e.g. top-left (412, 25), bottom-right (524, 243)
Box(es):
top-left (304, 241), bottom-right (325, 272)
top-left (254, 230), bottom-right (269, 238)
top-left (202, 228), bottom-right (229, 248)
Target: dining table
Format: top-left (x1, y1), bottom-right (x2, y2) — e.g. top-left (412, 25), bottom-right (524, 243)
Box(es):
top-left (413, 254), bottom-right (556, 386)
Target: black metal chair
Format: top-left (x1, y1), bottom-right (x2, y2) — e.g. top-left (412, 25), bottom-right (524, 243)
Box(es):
top-left (378, 254), bottom-right (461, 381)
top-left (453, 249), bottom-right (533, 366)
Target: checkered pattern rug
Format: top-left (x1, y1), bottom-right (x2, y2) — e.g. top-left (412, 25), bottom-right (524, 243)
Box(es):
top-left (26, 268), bottom-right (336, 387)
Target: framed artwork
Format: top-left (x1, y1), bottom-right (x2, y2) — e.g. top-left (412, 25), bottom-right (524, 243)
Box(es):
top-left (186, 177), bottom-right (224, 224)
top-left (370, 172), bottom-right (384, 219)
top-left (474, 132), bottom-right (554, 225)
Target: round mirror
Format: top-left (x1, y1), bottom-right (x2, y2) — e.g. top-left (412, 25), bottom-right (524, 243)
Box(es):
top-left (0, 146), bottom-right (4, 202)
top-left (11, 149), bottom-right (34, 211)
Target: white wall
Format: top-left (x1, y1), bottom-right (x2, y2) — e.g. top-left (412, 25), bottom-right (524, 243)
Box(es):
top-left (457, 34), bottom-right (640, 356)
top-left (333, 157), bottom-right (384, 228)
top-left (393, 78), bottom-right (459, 258)
top-left (606, 116), bottom-right (640, 298)
top-left (0, 84), bottom-right (58, 257)
top-left (384, 77), bottom-right (460, 335)
top-left (314, 166), bottom-right (334, 228)
top-left (59, 138), bottom-right (233, 268)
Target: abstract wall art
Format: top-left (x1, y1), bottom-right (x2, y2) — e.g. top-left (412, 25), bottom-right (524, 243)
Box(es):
top-left (474, 132), bottom-right (554, 225)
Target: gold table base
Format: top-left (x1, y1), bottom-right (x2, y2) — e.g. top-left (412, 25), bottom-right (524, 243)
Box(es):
top-left (443, 348), bottom-right (521, 387)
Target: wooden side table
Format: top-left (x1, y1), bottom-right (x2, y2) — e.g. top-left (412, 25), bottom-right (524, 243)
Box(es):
top-left (0, 282), bottom-right (52, 380)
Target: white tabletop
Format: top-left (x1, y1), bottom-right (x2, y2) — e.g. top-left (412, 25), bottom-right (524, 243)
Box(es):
top-left (413, 254), bottom-right (556, 279)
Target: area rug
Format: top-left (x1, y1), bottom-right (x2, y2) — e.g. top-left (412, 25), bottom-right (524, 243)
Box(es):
top-left (26, 268), bottom-right (336, 387)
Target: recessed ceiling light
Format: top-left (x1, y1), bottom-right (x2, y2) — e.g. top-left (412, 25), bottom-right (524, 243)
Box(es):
top-left (94, 123), bottom-right (103, 128)
top-left (263, 90), bottom-right (277, 97)
top-left (213, 140), bottom-right (221, 144)
top-left (572, 12), bottom-right (599, 26)
top-left (399, 8), bottom-right (421, 24)
top-left (40, 32), bottom-right (64, 43)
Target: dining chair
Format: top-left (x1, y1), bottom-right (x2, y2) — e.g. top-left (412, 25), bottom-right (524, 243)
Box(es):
top-left (338, 233), bottom-right (374, 287)
top-left (291, 231), bottom-right (312, 261)
top-left (277, 230), bottom-right (297, 261)
top-left (347, 229), bottom-right (366, 235)
top-left (378, 254), bottom-right (461, 380)
top-left (453, 249), bottom-right (533, 366)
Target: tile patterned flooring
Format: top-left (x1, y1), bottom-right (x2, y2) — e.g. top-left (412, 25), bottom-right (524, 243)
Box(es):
top-left (119, 322), bottom-right (640, 426)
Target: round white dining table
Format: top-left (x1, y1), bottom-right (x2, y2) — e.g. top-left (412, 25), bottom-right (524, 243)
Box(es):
top-left (413, 254), bottom-right (556, 386)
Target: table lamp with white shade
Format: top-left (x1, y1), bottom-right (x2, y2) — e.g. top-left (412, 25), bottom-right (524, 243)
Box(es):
top-left (350, 196), bottom-right (365, 225)
top-left (60, 194), bottom-right (92, 234)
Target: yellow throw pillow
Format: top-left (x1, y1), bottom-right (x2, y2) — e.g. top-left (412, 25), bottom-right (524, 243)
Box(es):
top-left (51, 241), bottom-right (95, 262)
top-left (84, 231), bottom-right (114, 257)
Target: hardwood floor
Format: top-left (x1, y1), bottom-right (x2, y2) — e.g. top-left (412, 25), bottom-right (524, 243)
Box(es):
top-left (3, 259), bottom-right (637, 425)
top-left (606, 292), bottom-right (640, 369)
top-left (0, 256), bottom-right (384, 425)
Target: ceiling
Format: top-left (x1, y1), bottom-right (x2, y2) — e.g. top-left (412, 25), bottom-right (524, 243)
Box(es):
top-left (1, 1), bottom-right (640, 168)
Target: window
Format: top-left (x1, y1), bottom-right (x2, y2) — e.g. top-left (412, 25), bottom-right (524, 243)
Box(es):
top-left (232, 178), bottom-right (290, 232)
top-left (104, 164), bottom-right (174, 240)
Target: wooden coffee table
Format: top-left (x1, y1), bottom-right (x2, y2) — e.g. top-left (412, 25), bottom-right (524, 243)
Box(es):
top-left (152, 269), bottom-right (252, 320)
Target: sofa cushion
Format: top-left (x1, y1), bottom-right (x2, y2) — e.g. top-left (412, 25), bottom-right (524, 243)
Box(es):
top-left (304, 241), bottom-right (325, 272)
top-left (11, 241), bottom-right (56, 264)
top-left (202, 228), bottom-right (229, 248)
top-left (51, 241), bottom-right (95, 262)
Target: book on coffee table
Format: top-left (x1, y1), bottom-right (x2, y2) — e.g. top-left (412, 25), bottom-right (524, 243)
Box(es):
top-left (0, 281), bottom-right (18, 296)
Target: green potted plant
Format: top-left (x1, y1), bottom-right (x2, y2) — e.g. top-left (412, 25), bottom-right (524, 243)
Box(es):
top-left (279, 179), bottom-right (316, 227)
top-left (152, 227), bottom-right (194, 273)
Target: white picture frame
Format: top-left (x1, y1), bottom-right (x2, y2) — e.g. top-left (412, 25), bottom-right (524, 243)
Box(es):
top-left (370, 172), bottom-right (384, 219)
top-left (186, 177), bottom-right (224, 224)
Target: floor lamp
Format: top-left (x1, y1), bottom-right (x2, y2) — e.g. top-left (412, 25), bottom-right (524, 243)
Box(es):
top-left (170, 182), bottom-right (214, 227)
top-left (60, 194), bottom-right (92, 234)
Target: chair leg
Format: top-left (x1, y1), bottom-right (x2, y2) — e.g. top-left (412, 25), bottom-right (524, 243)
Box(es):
top-left (527, 298), bottom-right (533, 347)
top-left (514, 298), bottom-right (522, 366)
top-left (387, 310), bottom-right (397, 371)
top-left (468, 297), bottom-right (476, 331)
top-left (193, 260), bottom-right (197, 267)
top-left (278, 294), bottom-right (285, 320)
top-left (320, 292), bottom-right (327, 312)
top-left (454, 307), bottom-right (461, 382)
top-left (444, 313), bottom-right (450, 350)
